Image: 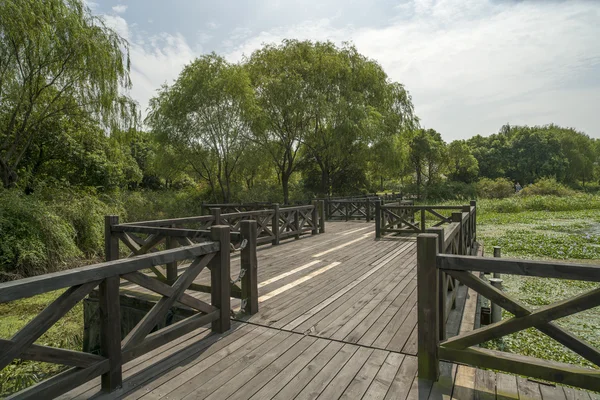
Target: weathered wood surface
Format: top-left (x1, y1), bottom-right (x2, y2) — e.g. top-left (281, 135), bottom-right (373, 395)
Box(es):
top-left (7, 221), bottom-right (595, 399)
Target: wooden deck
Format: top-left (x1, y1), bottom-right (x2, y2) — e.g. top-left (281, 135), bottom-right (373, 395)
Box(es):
top-left (61, 222), bottom-right (597, 399)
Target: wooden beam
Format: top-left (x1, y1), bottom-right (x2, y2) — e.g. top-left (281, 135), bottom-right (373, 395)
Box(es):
top-left (0, 281), bottom-right (99, 370)
top-left (5, 360), bottom-right (109, 400)
top-left (438, 254), bottom-right (600, 282)
top-left (417, 233), bottom-right (440, 382)
top-left (0, 339), bottom-right (105, 368)
top-left (448, 270), bottom-right (600, 366)
top-left (210, 225), bottom-right (231, 333)
top-left (443, 286), bottom-right (600, 349)
top-left (0, 242), bottom-right (220, 303)
top-left (99, 276), bottom-right (122, 392)
top-left (439, 346), bottom-right (600, 392)
top-left (121, 271), bottom-right (217, 314)
top-left (121, 252), bottom-right (215, 351)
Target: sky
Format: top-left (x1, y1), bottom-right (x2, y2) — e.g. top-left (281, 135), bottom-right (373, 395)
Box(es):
top-left (90, 0), bottom-right (600, 141)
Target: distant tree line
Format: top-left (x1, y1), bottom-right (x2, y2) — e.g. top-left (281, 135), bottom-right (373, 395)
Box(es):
top-left (1, 0), bottom-right (599, 205)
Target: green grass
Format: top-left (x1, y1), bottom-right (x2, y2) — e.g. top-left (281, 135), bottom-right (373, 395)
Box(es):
top-left (0, 290), bottom-right (83, 397)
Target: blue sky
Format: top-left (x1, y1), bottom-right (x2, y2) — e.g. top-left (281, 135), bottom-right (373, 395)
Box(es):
top-left (91, 0), bottom-right (600, 141)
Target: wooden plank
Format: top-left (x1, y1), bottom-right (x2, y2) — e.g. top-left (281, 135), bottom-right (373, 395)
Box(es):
top-left (244, 338), bottom-right (333, 400)
top-left (0, 242), bottom-right (220, 302)
top-left (339, 349), bottom-right (389, 400)
top-left (439, 346), bottom-right (600, 392)
top-left (517, 376), bottom-right (543, 399)
top-left (362, 352), bottom-right (405, 400)
top-left (307, 346), bottom-right (373, 399)
top-left (115, 324), bottom-right (259, 400)
top-left (438, 254), bottom-right (600, 282)
top-left (495, 373), bottom-right (519, 400)
top-left (451, 365), bottom-right (476, 400)
top-left (160, 330), bottom-right (291, 399)
top-left (204, 334), bottom-right (313, 400)
top-left (539, 384), bottom-right (568, 400)
top-left (291, 343), bottom-right (359, 400)
top-left (269, 341), bottom-right (348, 400)
top-left (473, 368), bottom-right (495, 400)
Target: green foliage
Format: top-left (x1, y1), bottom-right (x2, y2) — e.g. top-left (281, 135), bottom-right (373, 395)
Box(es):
top-left (0, 290), bottom-right (84, 396)
top-left (147, 54), bottom-right (255, 202)
top-left (0, 190), bottom-right (80, 280)
top-left (476, 177), bottom-right (515, 199)
top-left (0, 0), bottom-right (136, 188)
top-left (521, 177), bottom-right (575, 197)
top-left (0, 187), bottom-right (123, 279)
top-left (447, 140), bottom-right (479, 183)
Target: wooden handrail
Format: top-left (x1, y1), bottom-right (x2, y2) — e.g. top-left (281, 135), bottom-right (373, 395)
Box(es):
top-left (417, 232), bottom-right (600, 392)
top-left (0, 226), bottom-right (233, 399)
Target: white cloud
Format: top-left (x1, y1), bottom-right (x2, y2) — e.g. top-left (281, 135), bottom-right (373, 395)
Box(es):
top-left (112, 4), bottom-right (128, 14)
top-left (101, 0), bottom-right (600, 139)
top-left (221, 0), bottom-right (600, 139)
top-left (102, 15), bottom-right (199, 118)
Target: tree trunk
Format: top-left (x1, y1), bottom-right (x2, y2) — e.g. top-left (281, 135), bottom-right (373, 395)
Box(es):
top-left (0, 157), bottom-right (17, 189)
top-left (282, 173), bottom-right (290, 205)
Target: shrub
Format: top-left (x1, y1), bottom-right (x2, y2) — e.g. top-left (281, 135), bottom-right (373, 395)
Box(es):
top-left (521, 177), bottom-right (575, 197)
top-left (0, 190), bottom-right (81, 280)
top-left (476, 177), bottom-right (515, 199)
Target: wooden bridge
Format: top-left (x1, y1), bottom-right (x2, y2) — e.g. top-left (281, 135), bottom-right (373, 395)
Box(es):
top-left (1, 199), bottom-right (598, 399)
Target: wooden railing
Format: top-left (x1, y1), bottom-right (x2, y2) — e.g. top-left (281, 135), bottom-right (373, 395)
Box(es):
top-left (375, 201), bottom-right (476, 239)
top-left (201, 202), bottom-right (272, 215)
top-left (106, 216), bottom-right (259, 315)
top-left (0, 229), bottom-right (232, 399)
top-left (417, 234), bottom-right (600, 392)
top-left (323, 195), bottom-right (405, 221)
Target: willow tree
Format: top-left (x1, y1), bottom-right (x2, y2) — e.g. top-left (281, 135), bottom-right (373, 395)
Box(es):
top-left (0, 0), bottom-right (136, 188)
top-left (246, 40), bottom-right (417, 199)
top-left (147, 54), bottom-right (255, 202)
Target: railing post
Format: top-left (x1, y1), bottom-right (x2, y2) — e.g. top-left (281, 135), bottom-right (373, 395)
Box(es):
top-left (345, 202), bottom-right (350, 221)
top-left (375, 200), bottom-right (381, 239)
top-left (420, 209), bottom-right (426, 232)
top-left (166, 224), bottom-right (178, 285)
top-left (470, 199), bottom-right (477, 241)
top-left (417, 233), bottom-right (440, 382)
top-left (240, 220), bottom-right (258, 315)
top-left (490, 278), bottom-right (503, 324)
top-left (325, 198), bottom-right (330, 219)
top-left (210, 225), bottom-right (231, 333)
top-left (427, 226), bottom-right (447, 341)
top-left (366, 198), bottom-right (371, 222)
top-left (211, 207), bottom-right (221, 226)
top-left (452, 212), bottom-right (464, 254)
top-left (272, 203), bottom-right (280, 245)
top-left (294, 209), bottom-right (300, 239)
top-left (99, 275), bottom-right (122, 391)
top-left (311, 200), bottom-right (319, 235)
top-left (104, 215), bottom-right (119, 262)
top-left (493, 246), bottom-right (501, 278)
top-left (319, 200), bottom-right (326, 233)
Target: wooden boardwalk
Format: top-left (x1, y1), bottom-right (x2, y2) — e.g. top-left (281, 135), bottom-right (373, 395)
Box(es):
top-left (62, 222), bottom-right (597, 399)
